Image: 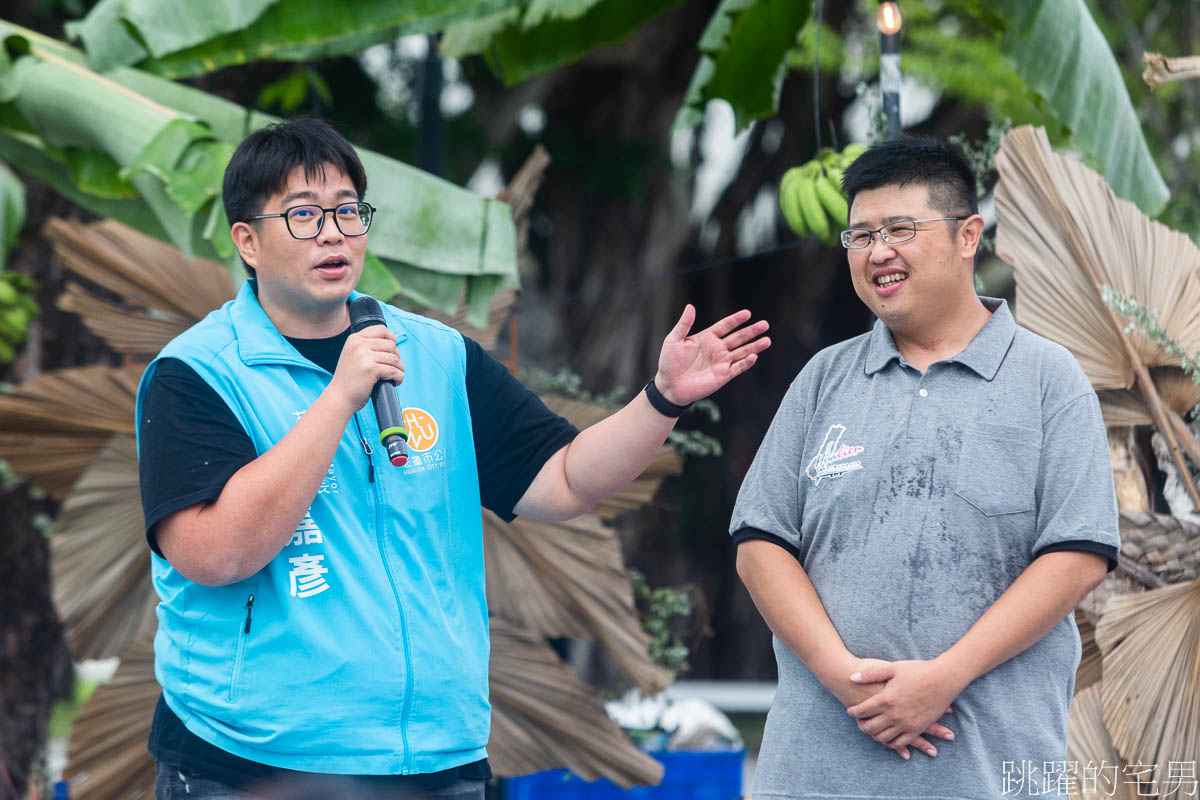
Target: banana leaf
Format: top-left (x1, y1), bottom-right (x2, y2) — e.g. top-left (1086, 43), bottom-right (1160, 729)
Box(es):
top-left (0, 20), bottom-right (517, 323)
top-left (987, 0), bottom-right (1168, 217)
top-left (67, 0), bottom-right (525, 77)
top-left (672, 0), bottom-right (1167, 217)
top-left (522, 0), bottom-right (603, 26)
top-left (673, 0), bottom-right (813, 134)
top-left (0, 158), bottom-right (22, 264)
top-left (441, 0), bottom-right (684, 85)
top-left (75, 0), bottom-right (278, 63)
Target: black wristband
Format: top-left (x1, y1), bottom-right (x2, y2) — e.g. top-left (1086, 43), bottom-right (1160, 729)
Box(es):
top-left (644, 377), bottom-right (692, 417)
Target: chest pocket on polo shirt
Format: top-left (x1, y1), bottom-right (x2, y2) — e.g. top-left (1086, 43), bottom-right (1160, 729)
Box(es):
top-left (955, 422), bottom-right (1040, 516)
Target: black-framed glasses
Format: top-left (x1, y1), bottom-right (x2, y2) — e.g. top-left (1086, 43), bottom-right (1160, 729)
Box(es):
top-left (840, 217), bottom-right (969, 250)
top-left (248, 202), bottom-right (375, 240)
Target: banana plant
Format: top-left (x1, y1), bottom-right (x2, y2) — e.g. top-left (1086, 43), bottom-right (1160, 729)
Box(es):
top-left (0, 20), bottom-right (517, 323)
top-left (66, 0), bottom-right (527, 78)
top-left (59, 1), bottom-right (1170, 217)
top-left (452, 0), bottom-right (1167, 218)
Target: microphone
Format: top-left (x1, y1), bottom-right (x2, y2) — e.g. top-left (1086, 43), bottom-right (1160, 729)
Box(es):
top-left (348, 296), bottom-right (408, 467)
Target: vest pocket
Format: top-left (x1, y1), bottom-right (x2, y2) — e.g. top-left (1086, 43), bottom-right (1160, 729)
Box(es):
top-left (955, 422), bottom-right (1040, 516)
top-left (228, 592), bottom-right (255, 704)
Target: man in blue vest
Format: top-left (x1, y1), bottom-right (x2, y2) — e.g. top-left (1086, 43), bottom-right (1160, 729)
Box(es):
top-left (135, 117), bottom-right (770, 799)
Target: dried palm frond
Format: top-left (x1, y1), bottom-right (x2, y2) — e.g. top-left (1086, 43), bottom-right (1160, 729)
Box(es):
top-left (483, 395), bottom-right (679, 695)
top-left (1107, 427), bottom-right (1151, 514)
top-left (1098, 369), bottom-right (1200, 427)
top-left (1094, 578), bottom-right (1200, 783)
top-left (488, 618), bottom-right (663, 788)
top-left (484, 510), bottom-right (673, 695)
top-left (51, 435), bottom-right (156, 660)
top-left (1075, 611), bottom-right (1102, 694)
top-left (1118, 511), bottom-right (1200, 584)
top-left (58, 284), bottom-right (194, 363)
top-left (995, 125), bottom-right (1200, 392)
top-left (64, 633), bottom-right (157, 800)
top-left (0, 364), bottom-right (141, 498)
top-left (1075, 507), bottom-right (1198, 624)
top-left (44, 218), bottom-right (235, 325)
top-left (540, 395), bottom-right (682, 520)
top-left (1067, 685), bottom-right (1140, 800)
top-left (1077, 570), bottom-right (1142, 626)
top-left (1143, 52), bottom-right (1200, 89)
top-left (995, 126), bottom-right (1200, 508)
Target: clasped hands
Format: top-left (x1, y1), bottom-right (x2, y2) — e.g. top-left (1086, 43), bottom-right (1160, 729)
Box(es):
top-left (828, 655), bottom-right (965, 761)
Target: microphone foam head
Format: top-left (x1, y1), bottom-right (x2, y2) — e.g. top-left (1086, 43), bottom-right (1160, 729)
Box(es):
top-left (349, 296), bottom-right (386, 332)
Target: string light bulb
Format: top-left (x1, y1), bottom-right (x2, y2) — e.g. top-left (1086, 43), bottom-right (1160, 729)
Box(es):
top-left (877, 2), bottom-right (902, 35)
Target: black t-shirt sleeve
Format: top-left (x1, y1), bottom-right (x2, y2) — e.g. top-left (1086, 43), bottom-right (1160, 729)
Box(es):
top-left (138, 358), bottom-right (259, 556)
top-left (464, 337), bottom-right (579, 522)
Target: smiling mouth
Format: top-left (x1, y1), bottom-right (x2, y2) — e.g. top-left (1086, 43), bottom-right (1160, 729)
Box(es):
top-left (874, 272), bottom-right (908, 287)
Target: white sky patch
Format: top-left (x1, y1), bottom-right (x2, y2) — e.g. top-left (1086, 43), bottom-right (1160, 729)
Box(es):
top-left (360, 42), bottom-right (413, 122)
top-left (735, 184), bottom-right (781, 257)
top-left (843, 76), bottom-right (940, 143)
top-left (691, 101), bottom-right (753, 224)
top-left (467, 157), bottom-right (505, 198)
top-left (978, 193), bottom-right (996, 231)
top-left (397, 34), bottom-right (429, 60)
top-left (441, 82), bottom-right (474, 117)
top-left (517, 104), bottom-right (548, 136)
top-left (669, 124), bottom-right (694, 171)
top-left (359, 35), bottom-right (475, 123)
top-left (1172, 131), bottom-right (1196, 161)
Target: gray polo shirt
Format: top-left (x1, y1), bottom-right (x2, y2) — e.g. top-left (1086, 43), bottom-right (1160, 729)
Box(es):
top-left (731, 298), bottom-right (1119, 800)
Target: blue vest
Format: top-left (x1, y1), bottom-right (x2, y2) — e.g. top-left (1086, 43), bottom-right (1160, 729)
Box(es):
top-left (136, 282), bottom-right (490, 775)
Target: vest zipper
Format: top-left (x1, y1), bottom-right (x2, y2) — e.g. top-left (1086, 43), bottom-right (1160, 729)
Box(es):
top-left (353, 416), bottom-right (375, 483)
top-left (243, 594), bottom-right (255, 634)
top-left (358, 411), bottom-right (414, 770)
top-left (229, 593), bottom-right (253, 703)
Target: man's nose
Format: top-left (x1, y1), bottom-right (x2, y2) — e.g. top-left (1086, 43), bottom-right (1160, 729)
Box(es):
top-left (317, 210), bottom-right (344, 242)
top-left (867, 234), bottom-right (897, 262)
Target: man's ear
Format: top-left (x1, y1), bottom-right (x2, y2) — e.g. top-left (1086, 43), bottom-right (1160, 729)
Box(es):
top-left (231, 221), bottom-right (260, 269)
top-left (958, 213), bottom-right (985, 258)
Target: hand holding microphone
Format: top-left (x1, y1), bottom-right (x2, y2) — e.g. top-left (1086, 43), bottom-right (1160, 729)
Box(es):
top-left (336, 296), bottom-right (408, 467)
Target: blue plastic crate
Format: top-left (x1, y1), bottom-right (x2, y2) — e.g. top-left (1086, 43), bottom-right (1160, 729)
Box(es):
top-left (502, 750), bottom-right (743, 800)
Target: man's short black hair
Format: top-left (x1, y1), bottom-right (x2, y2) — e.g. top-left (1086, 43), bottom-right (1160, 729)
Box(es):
top-left (841, 136), bottom-right (978, 221)
top-left (222, 117), bottom-right (368, 276)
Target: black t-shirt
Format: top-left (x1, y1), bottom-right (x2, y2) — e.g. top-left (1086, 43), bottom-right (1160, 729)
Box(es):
top-left (138, 329), bottom-right (579, 789)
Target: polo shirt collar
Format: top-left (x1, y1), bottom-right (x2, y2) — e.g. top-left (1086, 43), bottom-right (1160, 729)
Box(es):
top-left (863, 296), bottom-right (1016, 380)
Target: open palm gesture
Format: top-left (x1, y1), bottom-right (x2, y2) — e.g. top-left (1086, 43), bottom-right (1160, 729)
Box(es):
top-left (655, 305), bottom-right (770, 406)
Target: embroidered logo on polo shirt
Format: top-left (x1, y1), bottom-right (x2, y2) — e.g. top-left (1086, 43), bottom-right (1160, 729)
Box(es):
top-left (806, 424), bottom-right (864, 485)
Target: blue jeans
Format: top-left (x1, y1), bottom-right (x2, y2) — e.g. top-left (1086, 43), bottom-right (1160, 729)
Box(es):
top-left (155, 761), bottom-right (486, 800)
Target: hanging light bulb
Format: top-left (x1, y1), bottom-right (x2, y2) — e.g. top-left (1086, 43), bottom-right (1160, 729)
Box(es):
top-left (877, 2), bottom-right (902, 35)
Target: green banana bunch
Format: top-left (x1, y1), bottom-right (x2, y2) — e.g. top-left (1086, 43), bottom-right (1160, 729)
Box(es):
top-left (778, 143), bottom-right (869, 246)
top-left (0, 271), bottom-right (38, 364)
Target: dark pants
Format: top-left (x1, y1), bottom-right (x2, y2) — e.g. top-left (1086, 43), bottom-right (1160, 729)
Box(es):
top-left (155, 761), bottom-right (486, 800)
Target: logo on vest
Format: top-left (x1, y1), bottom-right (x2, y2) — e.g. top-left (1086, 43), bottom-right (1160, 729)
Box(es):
top-left (403, 407), bottom-right (439, 452)
top-left (806, 424), bottom-right (864, 485)
top-left (401, 407), bottom-right (447, 475)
